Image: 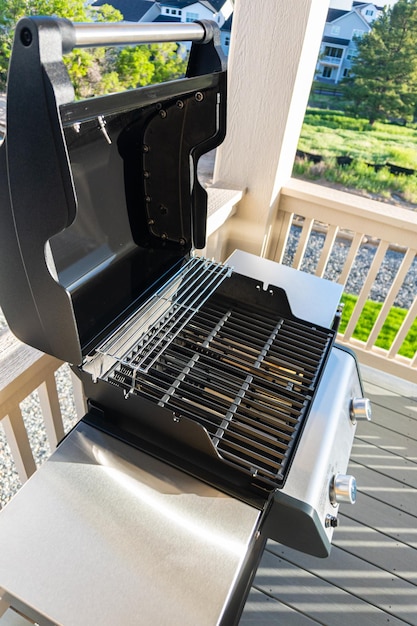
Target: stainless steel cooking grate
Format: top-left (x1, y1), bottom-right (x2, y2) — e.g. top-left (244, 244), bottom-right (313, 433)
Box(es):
top-left (96, 256), bottom-right (232, 374)
top-left (106, 289), bottom-right (334, 487)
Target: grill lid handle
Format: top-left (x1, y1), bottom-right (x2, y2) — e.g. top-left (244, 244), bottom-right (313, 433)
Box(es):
top-left (70, 20), bottom-right (213, 49)
top-left (18, 17), bottom-right (220, 53)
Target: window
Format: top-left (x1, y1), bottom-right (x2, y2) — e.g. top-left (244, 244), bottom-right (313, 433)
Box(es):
top-left (323, 67), bottom-right (332, 78)
top-left (324, 46), bottom-right (343, 58)
top-left (343, 68), bottom-right (350, 77)
top-left (172, 9), bottom-right (177, 14)
top-left (352, 29), bottom-right (364, 38)
top-left (331, 25), bottom-right (341, 35)
top-left (225, 36), bottom-right (230, 47)
top-left (366, 9), bottom-right (374, 16)
top-left (186, 12), bottom-right (199, 22)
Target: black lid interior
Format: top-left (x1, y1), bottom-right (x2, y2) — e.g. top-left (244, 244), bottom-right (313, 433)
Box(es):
top-left (0, 17), bottom-right (226, 364)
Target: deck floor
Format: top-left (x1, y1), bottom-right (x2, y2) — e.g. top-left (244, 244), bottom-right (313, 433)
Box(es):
top-left (240, 366), bottom-right (417, 625)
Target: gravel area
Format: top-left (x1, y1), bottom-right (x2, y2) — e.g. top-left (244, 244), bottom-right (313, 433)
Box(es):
top-left (0, 224), bottom-right (416, 507)
top-left (284, 225), bottom-right (417, 309)
top-left (0, 311), bottom-right (78, 508)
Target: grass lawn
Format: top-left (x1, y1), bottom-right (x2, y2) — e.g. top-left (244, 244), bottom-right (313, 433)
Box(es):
top-left (339, 293), bottom-right (417, 359)
top-left (295, 109), bottom-right (417, 204)
top-left (295, 109), bottom-right (417, 360)
top-left (298, 109), bottom-right (417, 166)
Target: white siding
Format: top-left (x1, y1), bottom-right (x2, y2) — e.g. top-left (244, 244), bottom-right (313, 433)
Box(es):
top-left (179, 2), bottom-right (214, 23)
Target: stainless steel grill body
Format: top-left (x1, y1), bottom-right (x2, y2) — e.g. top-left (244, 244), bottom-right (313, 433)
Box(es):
top-left (266, 344), bottom-right (362, 554)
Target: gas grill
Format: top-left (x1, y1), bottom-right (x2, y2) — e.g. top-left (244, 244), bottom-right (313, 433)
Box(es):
top-left (0, 16), bottom-right (371, 626)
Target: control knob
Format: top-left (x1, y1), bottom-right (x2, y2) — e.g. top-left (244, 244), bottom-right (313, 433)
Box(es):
top-left (330, 473), bottom-right (357, 506)
top-left (350, 397), bottom-right (372, 424)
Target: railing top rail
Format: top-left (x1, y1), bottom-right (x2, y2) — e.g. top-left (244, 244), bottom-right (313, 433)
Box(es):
top-left (280, 178), bottom-right (417, 253)
top-left (281, 177), bottom-right (417, 234)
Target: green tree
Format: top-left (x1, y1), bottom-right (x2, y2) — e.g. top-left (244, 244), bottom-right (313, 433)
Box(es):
top-left (115, 46), bottom-right (156, 89)
top-left (0, 0), bottom-right (123, 96)
top-left (342, 0), bottom-right (417, 124)
top-left (114, 43), bottom-right (187, 90)
top-left (0, 1), bottom-right (187, 97)
top-left (149, 43), bottom-right (187, 84)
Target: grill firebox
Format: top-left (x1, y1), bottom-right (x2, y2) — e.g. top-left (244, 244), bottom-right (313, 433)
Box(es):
top-left (88, 257), bottom-right (335, 488)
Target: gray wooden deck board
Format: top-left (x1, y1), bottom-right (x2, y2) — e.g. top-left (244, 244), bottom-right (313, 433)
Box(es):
top-left (348, 460), bottom-right (417, 515)
top-left (335, 514), bottom-right (417, 583)
top-left (351, 434), bottom-right (417, 468)
top-left (268, 542), bottom-right (417, 623)
top-left (240, 368), bottom-right (417, 625)
top-left (240, 587), bottom-right (321, 625)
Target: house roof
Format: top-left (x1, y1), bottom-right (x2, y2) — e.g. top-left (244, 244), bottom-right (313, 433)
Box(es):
top-left (201, 0), bottom-right (226, 11)
top-left (352, 2), bottom-right (384, 13)
top-left (160, 0), bottom-right (202, 8)
top-left (327, 5), bottom-right (373, 30)
top-left (327, 9), bottom-right (349, 22)
top-left (161, 0), bottom-right (225, 10)
top-left (221, 14), bottom-right (232, 32)
top-left (154, 14), bottom-right (181, 22)
top-left (322, 35), bottom-right (350, 46)
top-left (92, 0), bottom-right (154, 22)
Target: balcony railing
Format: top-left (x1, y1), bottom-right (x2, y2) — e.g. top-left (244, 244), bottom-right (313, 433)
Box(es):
top-left (269, 178), bottom-right (417, 383)
top-left (320, 55), bottom-right (342, 66)
top-left (0, 326), bottom-right (89, 509)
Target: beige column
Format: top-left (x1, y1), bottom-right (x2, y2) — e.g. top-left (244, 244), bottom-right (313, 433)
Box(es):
top-left (213, 0), bottom-right (329, 258)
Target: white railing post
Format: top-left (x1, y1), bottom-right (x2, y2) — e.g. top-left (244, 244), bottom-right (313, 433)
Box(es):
top-left (38, 373), bottom-right (65, 449)
top-left (343, 240), bottom-right (390, 340)
top-left (272, 178), bottom-right (417, 382)
top-left (70, 370), bottom-right (88, 420)
top-left (365, 249), bottom-right (416, 348)
top-left (2, 409), bottom-right (36, 482)
top-left (213, 0), bottom-right (329, 258)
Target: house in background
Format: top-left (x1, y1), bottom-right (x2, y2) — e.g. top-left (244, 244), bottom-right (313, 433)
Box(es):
top-left (316, 2), bottom-right (384, 84)
top-left (157, 0), bottom-right (232, 27)
top-left (91, 0), bottom-right (160, 23)
top-left (220, 14), bottom-right (232, 55)
top-left (92, 0), bottom-right (233, 54)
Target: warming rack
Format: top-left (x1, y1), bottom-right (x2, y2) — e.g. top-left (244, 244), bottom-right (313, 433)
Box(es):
top-left (95, 256), bottom-right (232, 378)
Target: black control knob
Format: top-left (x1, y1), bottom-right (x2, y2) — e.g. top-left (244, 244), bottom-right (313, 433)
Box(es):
top-left (325, 514), bottom-right (339, 528)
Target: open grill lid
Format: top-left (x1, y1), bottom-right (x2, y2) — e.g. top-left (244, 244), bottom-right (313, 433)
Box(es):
top-left (0, 16), bottom-right (227, 365)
